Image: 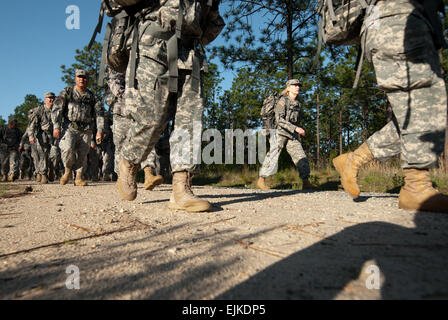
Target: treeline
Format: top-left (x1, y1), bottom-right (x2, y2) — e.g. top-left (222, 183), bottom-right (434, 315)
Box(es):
top-left (7, 0), bottom-right (448, 171)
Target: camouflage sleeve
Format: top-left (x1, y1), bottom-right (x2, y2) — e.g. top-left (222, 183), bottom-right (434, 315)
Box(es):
top-left (94, 98), bottom-right (105, 134)
top-left (201, 7), bottom-right (225, 46)
top-left (275, 97), bottom-right (297, 134)
top-left (27, 107), bottom-right (40, 140)
top-left (52, 88), bottom-right (70, 130)
top-left (20, 131), bottom-right (29, 147)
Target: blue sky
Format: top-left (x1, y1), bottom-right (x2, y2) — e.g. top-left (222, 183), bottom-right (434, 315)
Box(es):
top-left (0, 1), bottom-right (236, 121)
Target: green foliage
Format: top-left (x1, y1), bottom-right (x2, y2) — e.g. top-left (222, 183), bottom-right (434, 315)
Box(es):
top-left (13, 94), bottom-right (43, 132)
top-left (0, 116), bottom-right (5, 128)
top-left (214, 0), bottom-right (318, 79)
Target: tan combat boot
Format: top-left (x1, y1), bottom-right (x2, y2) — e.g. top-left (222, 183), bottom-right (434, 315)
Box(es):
top-left (60, 168), bottom-right (72, 185)
top-left (332, 142), bottom-right (374, 198)
top-left (36, 173), bottom-right (42, 182)
top-left (144, 166), bottom-right (163, 191)
top-left (1, 175), bottom-right (7, 182)
top-left (74, 171), bottom-right (87, 187)
top-left (41, 174), bottom-right (48, 184)
top-left (116, 158), bottom-right (138, 201)
top-left (169, 171), bottom-right (212, 212)
top-left (8, 173), bottom-right (15, 182)
top-left (257, 177), bottom-right (270, 190)
top-left (398, 169), bottom-right (448, 213)
top-left (302, 178), bottom-right (318, 190)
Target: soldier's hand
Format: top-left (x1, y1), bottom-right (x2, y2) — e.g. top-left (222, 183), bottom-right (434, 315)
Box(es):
top-left (96, 132), bottom-right (103, 145)
top-left (295, 127), bottom-right (305, 136)
top-left (53, 129), bottom-right (61, 140)
top-left (29, 138), bottom-right (36, 145)
top-left (18, 145), bottom-right (23, 152)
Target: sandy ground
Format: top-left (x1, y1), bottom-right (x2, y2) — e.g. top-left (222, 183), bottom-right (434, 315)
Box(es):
top-left (0, 179), bottom-right (447, 300)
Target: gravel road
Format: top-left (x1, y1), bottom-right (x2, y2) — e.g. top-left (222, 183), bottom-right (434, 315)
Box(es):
top-left (0, 180), bottom-right (447, 300)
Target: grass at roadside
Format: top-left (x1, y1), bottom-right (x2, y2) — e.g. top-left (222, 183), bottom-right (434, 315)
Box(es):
top-left (194, 159), bottom-right (448, 194)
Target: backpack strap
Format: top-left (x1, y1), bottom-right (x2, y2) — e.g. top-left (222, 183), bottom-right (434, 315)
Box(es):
top-left (88, 1), bottom-right (106, 50)
top-left (353, 0), bottom-right (377, 88)
top-left (129, 0), bottom-right (211, 94)
top-left (98, 22), bottom-right (113, 87)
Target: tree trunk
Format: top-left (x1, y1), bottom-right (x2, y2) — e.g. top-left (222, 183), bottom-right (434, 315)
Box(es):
top-left (445, 112), bottom-right (448, 172)
top-left (286, 0), bottom-right (294, 79)
top-left (316, 93), bottom-right (320, 166)
top-left (339, 101), bottom-right (343, 155)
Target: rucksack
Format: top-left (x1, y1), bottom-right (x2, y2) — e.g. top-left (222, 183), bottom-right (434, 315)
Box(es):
top-left (89, 0), bottom-right (223, 92)
top-left (260, 92), bottom-right (281, 130)
top-left (89, 1), bottom-right (156, 85)
top-left (314, 0), bottom-right (376, 88)
top-left (316, 0), bottom-right (371, 47)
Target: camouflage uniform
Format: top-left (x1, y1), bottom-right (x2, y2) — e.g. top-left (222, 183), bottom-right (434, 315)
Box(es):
top-left (52, 86), bottom-right (105, 176)
top-left (28, 104), bottom-right (54, 176)
top-left (107, 69), bottom-right (165, 175)
top-left (121, 0), bottom-right (224, 174)
top-left (362, 0), bottom-right (447, 169)
top-left (106, 69), bottom-right (134, 175)
top-left (260, 95), bottom-right (311, 179)
top-left (0, 124), bottom-right (22, 179)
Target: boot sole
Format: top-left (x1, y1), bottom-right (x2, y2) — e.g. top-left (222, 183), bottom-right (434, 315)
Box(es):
top-left (144, 177), bottom-right (164, 191)
top-left (168, 202), bottom-right (212, 212)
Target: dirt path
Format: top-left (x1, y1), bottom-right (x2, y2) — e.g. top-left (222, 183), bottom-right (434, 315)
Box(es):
top-left (0, 180), bottom-right (447, 300)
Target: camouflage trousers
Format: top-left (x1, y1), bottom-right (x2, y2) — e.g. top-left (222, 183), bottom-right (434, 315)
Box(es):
top-left (34, 133), bottom-right (53, 175)
top-left (99, 140), bottom-right (115, 176)
top-left (363, 0), bottom-right (447, 169)
top-left (123, 55), bottom-right (204, 173)
top-left (141, 149), bottom-right (158, 171)
top-left (49, 142), bottom-right (63, 177)
top-left (113, 114), bottom-right (157, 174)
top-left (87, 145), bottom-right (101, 180)
top-left (1, 148), bottom-right (19, 177)
top-left (19, 147), bottom-right (33, 178)
top-left (112, 114), bottom-right (131, 175)
top-left (259, 132), bottom-right (310, 179)
top-left (59, 127), bottom-right (92, 174)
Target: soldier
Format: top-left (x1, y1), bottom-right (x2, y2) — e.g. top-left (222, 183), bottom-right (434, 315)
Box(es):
top-left (257, 79), bottom-right (316, 191)
top-left (0, 118), bottom-right (22, 182)
top-left (28, 92), bottom-right (57, 184)
top-left (52, 69), bottom-right (105, 186)
top-left (116, 1), bottom-right (225, 212)
top-left (333, 0), bottom-right (448, 212)
top-left (18, 131), bottom-right (34, 180)
top-left (107, 68), bottom-right (164, 190)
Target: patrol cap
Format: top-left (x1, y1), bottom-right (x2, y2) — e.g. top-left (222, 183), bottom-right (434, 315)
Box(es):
top-left (44, 92), bottom-right (56, 99)
top-left (75, 69), bottom-right (89, 78)
top-left (286, 79), bottom-right (302, 87)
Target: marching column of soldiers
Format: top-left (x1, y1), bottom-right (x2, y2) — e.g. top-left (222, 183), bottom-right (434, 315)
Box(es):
top-left (1, 0), bottom-right (447, 214)
top-left (0, 66), bottom-right (171, 187)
